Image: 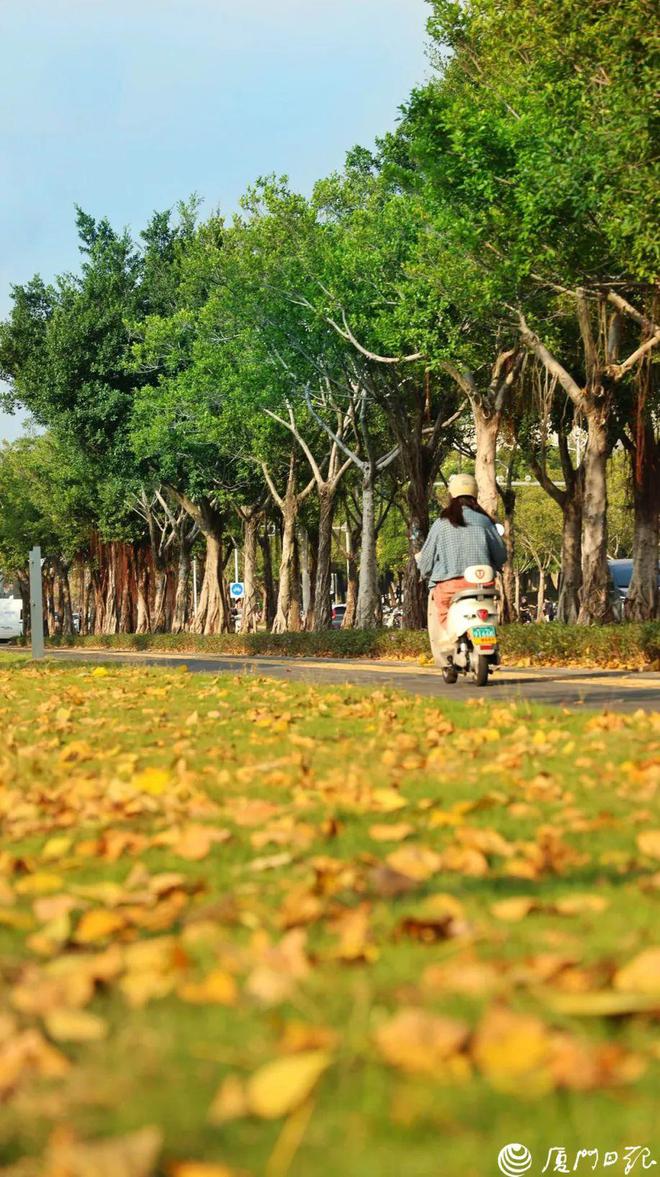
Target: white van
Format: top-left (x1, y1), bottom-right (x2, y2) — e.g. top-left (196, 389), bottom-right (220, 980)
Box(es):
top-left (0, 597), bottom-right (23, 642)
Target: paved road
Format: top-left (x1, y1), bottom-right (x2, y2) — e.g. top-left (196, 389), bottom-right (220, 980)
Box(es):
top-left (15, 647), bottom-right (660, 712)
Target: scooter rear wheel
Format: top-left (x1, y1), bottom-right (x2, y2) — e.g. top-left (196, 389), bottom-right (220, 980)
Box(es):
top-left (442, 666), bottom-right (458, 684)
top-left (474, 655), bottom-right (490, 687)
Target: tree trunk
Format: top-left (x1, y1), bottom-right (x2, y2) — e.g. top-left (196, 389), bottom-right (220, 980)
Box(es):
top-left (536, 567), bottom-right (546, 620)
top-left (118, 545), bottom-right (135, 633)
top-left (356, 467), bottom-right (379, 629)
top-left (171, 534), bottom-right (192, 633)
top-left (474, 410), bottom-right (500, 518)
top-left (578, 412), bottom-right (612, 624)
top-left (403, 486), bottom-right (430, 630)
top-left (342, 525), bottom-right (360, 629)
top-left (43, 564), bottom-right (56, 636)
top-left (135, 547), bottom-right (151, 634)
top-left (499, 486), bottom-right (517, 623)
top-left (194, 532), bottom-right (230, 634)
top-left (272, 501), bottom-right (298, 633)
top-left (17, 572), bottom-right (30, 638)
top-left (313, 490), bottom-right (335, 631)
top-left (625, 419), bottom-right (659, 620)
top-left (56, 559), bottom-right (74, 636)
top-left (299, 526), bottom-right (312, 625)
top-left (307, 525), bottom-right (318, 628)
top-left (259, 527), bottom-right (276, 630)
top-left (289, 531), bottom-right (303, 631)
top-left (82, 568), bottom-right (94, 635)
top-left (151, 572), bottom-right (168, 633)
top-left (557, 488), bottom-right (583, 624)
top-left (240, 511), bottom-right (261, 634)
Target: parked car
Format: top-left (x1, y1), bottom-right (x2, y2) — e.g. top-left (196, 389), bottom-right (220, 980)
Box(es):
top-left (331, 603), bottom-right (346, 629)
top-left (608, 558), bottom-right (659, 620)
top-left (0, 598), bottom-right (23, 642)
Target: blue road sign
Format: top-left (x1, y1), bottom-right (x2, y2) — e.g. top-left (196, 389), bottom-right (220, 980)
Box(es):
top-left (229, 582), bottom-right (245, 599)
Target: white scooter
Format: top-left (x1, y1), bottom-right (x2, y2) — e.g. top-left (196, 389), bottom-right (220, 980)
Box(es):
top-left (427, 564), bottom-right (500, 687)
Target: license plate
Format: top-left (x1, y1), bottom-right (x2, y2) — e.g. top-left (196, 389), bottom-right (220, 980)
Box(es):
top-left (471, 625), bottom-right (496, 642)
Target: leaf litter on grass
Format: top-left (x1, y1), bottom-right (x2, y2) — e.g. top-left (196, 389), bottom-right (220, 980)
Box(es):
top-left (0, 662), bottom-right (658, 1175)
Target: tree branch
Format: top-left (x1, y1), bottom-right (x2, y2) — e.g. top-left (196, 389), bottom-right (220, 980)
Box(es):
top-left (515, 312), bottom-right (586, 411)
top-left (606, 331), bottom-right (660, 380)
top-left (326, 308), bottom-right (424, 366)
top-left (605, 291), bottom-right (660, 336)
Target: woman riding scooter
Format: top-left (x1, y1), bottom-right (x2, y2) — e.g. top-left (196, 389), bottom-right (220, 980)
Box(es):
top-left (416, 473), bottom-right (507, 668)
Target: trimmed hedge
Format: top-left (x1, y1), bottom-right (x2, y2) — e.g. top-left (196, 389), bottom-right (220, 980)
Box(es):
top-left (41, 621), bottom-right (660, 668)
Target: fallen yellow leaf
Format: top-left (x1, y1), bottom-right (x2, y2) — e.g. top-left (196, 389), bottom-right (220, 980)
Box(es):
top-left (491, 897), bottom-right (537, 922)
top-left (637, 830), bottom-right (660, 859)
top-left (132, 767), bottom-right (170, 796)
top-left (74, 909), bottom-right (126, 943)
top-left (613, 947), bottom-right (660, 995)
top-left (246, 1050), bottom-right (331, 1119)
top-left (44, 1008), bottom-right (108, 1043)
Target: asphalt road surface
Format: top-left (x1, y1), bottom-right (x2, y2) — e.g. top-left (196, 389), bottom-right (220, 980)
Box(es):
top-left (12, 647), bottom-right (660, 712)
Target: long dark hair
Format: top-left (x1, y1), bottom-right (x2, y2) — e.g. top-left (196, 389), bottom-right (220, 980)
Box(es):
top-left (441, 495), bottom-right (495, 528)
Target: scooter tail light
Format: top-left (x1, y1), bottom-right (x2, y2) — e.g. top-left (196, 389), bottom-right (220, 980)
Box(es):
top-left (477, 608), bottom-right (490, 621)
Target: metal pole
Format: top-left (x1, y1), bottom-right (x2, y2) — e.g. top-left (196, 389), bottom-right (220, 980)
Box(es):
top-left (234, 544), bottom-right (239, 584)
top-left (192, 557), bottom-right (198, 615)
top-left (29, 546), bottom-right (44, 659)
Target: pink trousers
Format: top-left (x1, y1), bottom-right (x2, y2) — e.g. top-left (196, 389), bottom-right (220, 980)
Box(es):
top-left (431, 577), bottom-right (470, 628)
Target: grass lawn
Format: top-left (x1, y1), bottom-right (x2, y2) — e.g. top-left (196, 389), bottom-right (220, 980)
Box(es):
top-left (0, 660), bottom-right (658, 1177)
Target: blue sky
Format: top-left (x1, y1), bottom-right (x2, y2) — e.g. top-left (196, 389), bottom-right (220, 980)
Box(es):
top-left (0, 0), bottom-right (429, 442)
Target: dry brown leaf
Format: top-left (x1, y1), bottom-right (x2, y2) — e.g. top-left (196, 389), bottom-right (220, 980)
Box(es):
top-left (422, 959), bottom-right (501, 997)
top-left (366, 865), bottom-right (418, 899)
top-left (178, 970), bottom-right (237, 1006)
top-left (277, 1022), bottom-right (338, 1054)
top-left (43, 1125), bottom-right (162, 1177)
top-left (174, 825), bottom-right (231, 862)
top-left (375, 1007), bottom-right (469, 1074)
top-left (440, 845), bottom-right (489, 877)
top-left (454, 827), bottom-right (513, 857)
top-left (246, 1050), bottom-right (331, 1119)
top-left (385, 845), bottom-right (443, 882)
top-left (277, 884), bottom-right (324, 930)
top-left (332, 905), bottom-right (377, 963)
top-left (397, 894), bottom-right (470, 942)
top-left (548, 1032), bottom-right (645, 1090)
top-left (0, 1028), bottom-right (70, 1095)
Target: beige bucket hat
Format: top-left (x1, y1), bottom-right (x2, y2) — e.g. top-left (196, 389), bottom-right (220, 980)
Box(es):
top-left (448, 472), bottom-right (478, 499)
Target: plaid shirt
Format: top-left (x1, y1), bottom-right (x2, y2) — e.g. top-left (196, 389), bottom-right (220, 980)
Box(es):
top-left (417, 507), bottom-right (507, 587)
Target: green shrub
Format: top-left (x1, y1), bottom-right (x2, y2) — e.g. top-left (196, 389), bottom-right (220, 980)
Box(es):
top-left (41, 621), bottom-right (660, 668)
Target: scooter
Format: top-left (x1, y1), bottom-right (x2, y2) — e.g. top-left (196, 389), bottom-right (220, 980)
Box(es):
top-left (427, 564), bottom-right (500, 687)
